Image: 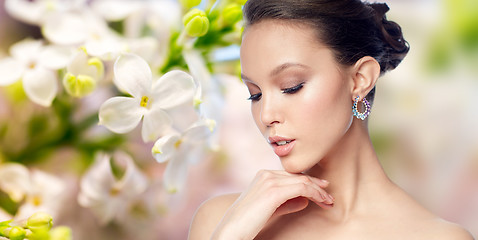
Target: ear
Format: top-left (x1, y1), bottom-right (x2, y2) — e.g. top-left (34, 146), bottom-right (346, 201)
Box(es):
top-left (350, 56), bottom-right (380, 101)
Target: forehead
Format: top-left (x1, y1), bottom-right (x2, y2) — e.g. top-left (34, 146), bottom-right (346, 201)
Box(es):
top-left (240, 20), bottom-right (334, 78)
top-left (241, 19), bottom-right (321, 54)
top-left (243, 19), bottom-right (318, 41)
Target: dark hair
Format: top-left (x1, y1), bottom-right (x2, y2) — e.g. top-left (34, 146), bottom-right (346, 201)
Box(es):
top-left (243, 0), bottom-right (410, 103)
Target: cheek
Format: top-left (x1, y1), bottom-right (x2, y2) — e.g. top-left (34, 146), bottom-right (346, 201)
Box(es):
top-left (251, 103), bottom-right (264, 132)
top-left (295, 80), bottom-right (352, 136)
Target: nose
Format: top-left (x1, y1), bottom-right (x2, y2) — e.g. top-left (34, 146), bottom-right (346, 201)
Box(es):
top-left (260, 94), bottom-right (282, 127)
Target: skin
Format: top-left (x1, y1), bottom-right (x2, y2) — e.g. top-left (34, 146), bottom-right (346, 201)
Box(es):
top-left (188, 20), bottom-right (474, 240)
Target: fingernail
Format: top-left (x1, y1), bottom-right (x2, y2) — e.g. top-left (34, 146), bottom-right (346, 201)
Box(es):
top-left (328, 194), bottom-right (335, 203)
top-left (319, 192), bottom-right (326, 201)
top-left (321, 179), bottom-right (329, 184)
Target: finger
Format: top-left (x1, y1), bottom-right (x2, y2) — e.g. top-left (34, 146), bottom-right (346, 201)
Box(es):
top-left (273, 197), bottom-right (309, 217)
top-left (305, 181), bottom-right (334, 205)
top-left (272, 171), bottom-right (330, 188)
top-left (254, 170), bottom-right (334, 206)
top-left (275, 180), bottom-right (331, 209)
top-left (308, 176), bottom-right (329, 188)
top-left (316, 202), bottom-right (334, 210)
top-left (274, 175), bottom-right (333, 204)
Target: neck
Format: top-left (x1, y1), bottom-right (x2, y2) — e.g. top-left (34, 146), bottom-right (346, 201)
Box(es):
top-left (305, 120), bottom-right (391, 222)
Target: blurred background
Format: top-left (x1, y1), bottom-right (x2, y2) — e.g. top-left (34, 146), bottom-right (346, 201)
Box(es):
top-left (0, 0), bottom-right (477, 239)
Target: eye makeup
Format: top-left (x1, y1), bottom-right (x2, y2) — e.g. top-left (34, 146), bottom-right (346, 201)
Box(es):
top-left (247, 93), bottom-right (262, 101)
top-left (281, 82), bottom-right (305, 94)
top-left (244, 81), bottom-right (262, 101)
top-left (243, 67), bottom-right (309, 101)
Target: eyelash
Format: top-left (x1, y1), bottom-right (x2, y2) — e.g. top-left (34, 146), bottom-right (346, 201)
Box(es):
top-left (247, 82), bottom-right (305, 101)
top-left (247, 93), bottom-right (262, 101)
top-left (281, 82), bottom-right (304, 94)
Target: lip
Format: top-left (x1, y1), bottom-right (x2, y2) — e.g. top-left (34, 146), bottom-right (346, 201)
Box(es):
top-left (268, 136), bottom-right (296, 157)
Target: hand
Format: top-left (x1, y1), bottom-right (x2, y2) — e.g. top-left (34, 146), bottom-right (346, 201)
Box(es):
top-left (211, 170), bottom-right (334, 240)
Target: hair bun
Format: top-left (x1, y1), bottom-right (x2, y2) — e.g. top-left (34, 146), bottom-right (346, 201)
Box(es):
top-left (368, 2), bottom-right (409, 73)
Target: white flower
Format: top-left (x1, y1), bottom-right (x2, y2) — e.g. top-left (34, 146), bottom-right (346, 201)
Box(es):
top-left (5, 0), bottom-right (90, 24)
top-left (42, 7), bottom-right (115, 46)
top-left (0, 163), bottom-right (30, 202)
top-left (62, 48), bottom-right (104, 97)
top-left (89, 0), bottom-right (180, 64)
top-left (0, 39), bottom-right (70, 106)
top-left (6, 0), bottom-right (120, 50)
top-left (183, 49), bottom-right (227, 149)
top-left (15, 170), bottom-right (66, 221)
top-left (98, 53), bottom-right (196, 142)
top-left (152, 118), bottom-right (215, 193)
top-left (0, 163), bottom-right (66, 221)
top-left (147, 0), bottom-right (182, 37)
top-left (91, 0), bottom-right (181, 38)
top-left (78, 152), bottom-right (148, 224)
top-left (83, 37), bottom-right (126, 61)
top-left (90, 0), bottom-right (143, 22)
top-left (183, 49), bottom-right (226, 123)
top-left (4, 0), bottom-right (71, 25)
top-left (85, 36), bottom-right (160, 63)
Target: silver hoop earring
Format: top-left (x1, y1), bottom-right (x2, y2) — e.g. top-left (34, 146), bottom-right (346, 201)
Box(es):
top-left (352, 96), bottom-right (371, 120)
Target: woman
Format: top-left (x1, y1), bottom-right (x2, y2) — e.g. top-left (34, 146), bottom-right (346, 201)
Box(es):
top-left (189, 0), bottom-right (474, 239)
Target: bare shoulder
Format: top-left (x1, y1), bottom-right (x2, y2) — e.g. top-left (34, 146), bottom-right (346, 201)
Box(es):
top-left (395, 194), bottom-right (473, 239)
top-left (188, 193), bottom-right (240, 240)
top-left (419, 218), bottom-right (474, 239)
top-left (379, 183), bottom-right (474, 239)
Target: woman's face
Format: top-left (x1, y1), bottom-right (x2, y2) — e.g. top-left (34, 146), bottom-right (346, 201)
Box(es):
top-left (240, 20), bottom-right (355, 173)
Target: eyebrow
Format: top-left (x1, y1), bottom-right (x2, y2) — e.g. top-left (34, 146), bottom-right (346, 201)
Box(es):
top-left (240, 73), bottom-right (251, 82)
top-left (270, 62), bottom-right (309, 77)
top-left (241, 62), bottom-right (309, 83)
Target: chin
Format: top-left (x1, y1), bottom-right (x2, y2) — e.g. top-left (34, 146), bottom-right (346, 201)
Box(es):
top-left (280, 157), bottom-right (309, 174)
top-left (280, 153), bottom-right (321, 174)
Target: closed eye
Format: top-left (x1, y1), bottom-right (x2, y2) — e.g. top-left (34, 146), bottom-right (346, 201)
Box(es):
top-left (282, 82), bottom-right (304, 94)
top-left (247, 93), bottom-right (262, 101)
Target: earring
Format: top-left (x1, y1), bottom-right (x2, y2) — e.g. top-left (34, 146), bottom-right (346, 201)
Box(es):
top-left (352, 96), bottom-right (371, 120)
